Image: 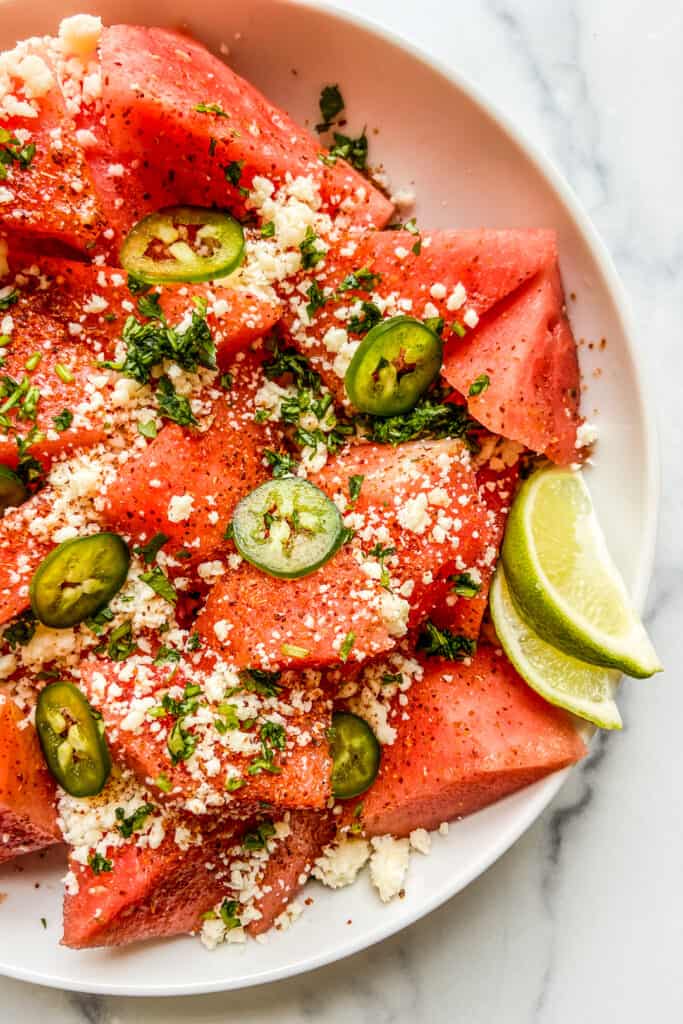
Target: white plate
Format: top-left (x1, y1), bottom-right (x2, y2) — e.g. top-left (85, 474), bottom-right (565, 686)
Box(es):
top-left (0, 0), bottom-right (659, 996)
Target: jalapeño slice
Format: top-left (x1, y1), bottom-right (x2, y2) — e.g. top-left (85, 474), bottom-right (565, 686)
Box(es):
top-left (345, 315), bottom-right (442, 416)
top-left (232, 478), bottom-right (343, 579)
top-left (0, 465), bottom-right (27, 512)
top-left (30, 533), bottom-right (130, 628)
top-left (36, 682), bottom-right (111, 797)
top-left (120, 206), bottom-right (245, 284)
top-left (330, 711), bottom-right (380, 800)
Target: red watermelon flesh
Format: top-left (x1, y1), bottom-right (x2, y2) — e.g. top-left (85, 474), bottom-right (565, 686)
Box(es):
top-left (196, 544), bottom-right (396, 671)
top-left (0, 489), bottom-right (55, 625)
top-left (247, 810), bottom-right (335, 936)
top-left (62, 816), bottom-right (244, 949)
top-left (0, 694), bottom-right (59, 864)
top-left (442, 264), bottom-right (582, 464)
top-left (313, 438), bottom-right (494, 628)
top-left (428, 452), bottom-right (521, 639)
top-left (0, 40), bottom-right (106, 252)
top-left (280, 228), bottom-right (558, 403)
top-left (78, 658), bottom-right (333, 812)
top-left (346, 646), bottom-right (586, 837)
top-left (100, 26), bottom-right (393, 230)
top-left (100, 352), bottom-right (280, 569)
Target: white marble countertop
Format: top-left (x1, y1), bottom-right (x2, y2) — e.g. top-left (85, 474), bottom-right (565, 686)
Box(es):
top-left (2, 0), bottom-right (682, 1019)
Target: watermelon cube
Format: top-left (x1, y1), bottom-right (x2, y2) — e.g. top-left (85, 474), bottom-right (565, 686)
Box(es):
top-left (345, 646), bottom-right (586, 837)
top-left (442, 264), bottom-right (582, 464)
top-left (100, 26), bottom-right (393, 231)
top-left (0, 694), bottom-right (59, 864)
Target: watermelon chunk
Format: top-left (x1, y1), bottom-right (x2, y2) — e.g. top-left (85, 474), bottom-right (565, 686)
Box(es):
top-left (0, 489), bottom-right (55, 625)
top-left (0, 694), bottom-right (59, 864)
top-left (100, 352), bottom-right (280, 569)
top-left (100, 26), bottom-right (393, 231)
top-left (347, 646), bottom-right (586, 837)
top-left (427, 450), bottom-right (521, 639)
top-left (280, 228), bottom-right (558, 403)
top-left (247, 810), bottom-right (334, 936)
top-left (79, 658), bottom-right (333, 812)
top-left (313, 438), bottom-right (493, 628)
top-left (62, 815), bottom-right (243, 949)
top-left (0, 40), bottom-right (106, 252)
top-left (442, 265), bottom-right (582, 463)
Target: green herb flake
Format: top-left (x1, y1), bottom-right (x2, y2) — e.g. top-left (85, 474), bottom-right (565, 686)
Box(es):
top-left (167, 718), bottom-right (197, 764)
top-left (337, 267), bottom-right (381, 294)
top-left (299, 225), bottom-right (326, 269)
top-left (140, 566), bottom-right (177, 604)
top-left (368, 390), bottom-right (474, 447)
top-left (236, 668), bottom-right (282, 698)
top-left (450, 572), bottom-right (481, 598)
top-left (451, 319), bottom-right (466, 338)
top-left (88, 852), bottom-right (113, 875)
top-left (2, 610), bottom-right (36, 650)
top-left (347, 301), bottom-right (382, 335)
top-left (260, 220), bottom-right (276, 239)
top-left (0, 289), bottom-right (18, 312)
top-left (195, 102), bottom-right (230, 117)
top-left (468, 373), bottom-right (490, 397)
top-left (305, 280), bottom-right (328, 319)
top-left (52, 408), bottom-right (73, 433)
top-left (225, 775), bottom-right (246, 792)
top-left (84, 605), bottom-right (115, 636)
top-left (134, 532), bottom-right (169, 564)
top-left (225, 159), bottom-right (249, 197)
top-left (264, 448), bottom-right (297, 478)
top-left (137, 419), bottom-right (158, 438)
top-left (154, 772), bottom-right (172, 793)
top-left (218, 898), bottom-right (242, 930)
top-left (328, 129), bottom-right (368, 172)
top-left (317, 84), bottom-right (344, 132)
top-left (348, 474), bottom-right (364, 502)
top-left (115, 802), bottom-right (155, 838)
top-left (155, 375), bottom-right (198, 427)
top-left (339, 631), bottom-right (355, 662)
top-left (242, 820), bottom-right (276, 851)
top-left (418, 620), bottom-right (476, 662)
top-left (154, 644), bottom-right (182, 666)
top-left (106, 620), bottom-right (137, 661)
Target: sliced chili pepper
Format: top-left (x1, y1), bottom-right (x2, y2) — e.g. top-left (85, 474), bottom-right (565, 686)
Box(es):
top-left (120, 206), bottom-right (245, 284)
top-left (30, 533), bottom-right (130, 628)
top-left (330, 711), bottom-right (380, 799)
top-left (232, 478), bottom-right (343, 579)
top-left (345, 316), bottom-right (443, 416)
top-left (36, 682), bottom-right (111, 797)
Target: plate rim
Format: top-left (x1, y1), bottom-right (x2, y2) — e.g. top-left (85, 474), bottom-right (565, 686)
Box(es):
top-left (0, 0), bottom-right (660, 996)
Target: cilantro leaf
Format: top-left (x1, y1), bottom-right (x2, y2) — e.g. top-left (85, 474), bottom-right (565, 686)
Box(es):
top-left (299, 226), bottom-right (326, 269)
top-left (264, 448), bottom-right (297, 478)
top-left (134, 532), bottom-right (169, 564)
top-left (468, 374), bottom-right (490, 397)
top-left (140, 566), bottom-right (177, 604)
top-left (317, 84), bottom-right (344, 132)
top-left (155, 375), bottom-right (198, 427)
top-left (195, 102), bottom-right (229, 117)
top-left (328, 129), bottom-right (368, 172)
top-left (417, 621), bottom-right (476, 661)
top-left (115, 803), bottom-right (155, 838)
top-left (52, 408), bottom-right (73, 432)
top-left (367, 392), bottom-right (474, 446)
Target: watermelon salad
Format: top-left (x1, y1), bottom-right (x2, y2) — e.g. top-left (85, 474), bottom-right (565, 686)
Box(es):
top-left (0, 14), bottom-right (658, 954)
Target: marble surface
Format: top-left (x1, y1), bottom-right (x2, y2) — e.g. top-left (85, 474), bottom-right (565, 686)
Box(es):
top-left (2, 0), bottom-right (682, 1019)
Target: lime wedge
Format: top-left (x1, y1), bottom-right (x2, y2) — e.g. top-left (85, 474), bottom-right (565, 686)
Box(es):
top-left (490, 567), bottom-right (623, 729)
top-left (502, 466), bottom-right (661, 678)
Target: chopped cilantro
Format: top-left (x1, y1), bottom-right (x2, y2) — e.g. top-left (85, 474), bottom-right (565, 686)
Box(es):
top-left (0, 290), bottom-right (18, 312)
top-left (348, 474), bottom-right (364, 502)
top-left (167, 718), bottom-right (197, 764)
top-left (451, 319), bottom-right (466, 338)
top-left (155, 375), bottom-right (198, 427)
top-left (14, 430), bottom-right (44, 487)
top-left (328, 129), bottom-right (368, 172)
top-left (225, 776), bottom-right (246, 792)
top-left (187, 631), bottom-right (202, 652)
top-left (225, 159), bottom-right (249, 197)
top-left (260, 220), bottom-right (275, 238)
top-left (218, 898), bottom-right (242, 930)
top-left (263, 341), bottom-right (321, 390)
top-left (236, 668), bottom-right (282, 698)
top-left (337, 267), bottom-right (381, 294)
top-left (220, 372), bottom-right (233, 390)
top-left (418, 621), bottom-right (476, 661)
top-left (264, 448), bottom-right (297, 478)
top-left (347, 301), bottom-right (383, 335)
top-left (52, 408), bottom-right (73, 432)
top-left (367, 392), bottom-right (473, 446)
top-left (106, 620), bottom-right (136, 661)
top-left (339, 631), bottom-right (355, 662)
top-left (468, 374), bottom-right (490, 397)
top-left (115, 803), bottom-right (155, 838)
top-left (195, 102), bottom-right (230, 117)
top-left (381, 672), bottom-right (403, 685)
top-left (299, 226), bottom-right (326, 269)
top-left (134, 532), bottom-right (169, 564)
top-left (137, 419), bottom-right (158, 438)
top-left (243, 820), bottom-right (276, 851)
top-left (88, 852), bottom-right (112, 875)
top-left (103, 302), bottom-right (215, 384)
top-left (84, 606), bottom-right (115, 636)
top-left (140, 566), bottom-right (177, 604)
top-left (248, 721), bottom-right (286, 776)
top-left (154, 773), bottom-right (172, 793)
top-left (154, 644), bottom-right (182, 666)
top-left (450, 572), bottom-right (481, 598)
top-left (137, 291), bottom-right (164, 320)
top-left (305, 280), bottom-right (328, 319)
top-left (0, 128), bottom-right (36, 179)
top-left (126, 274), bottom-right (151, 295)
top-left (2, 610), bottom-right (36, 649)
top-left (317, 84), bottom-right (344, 132)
